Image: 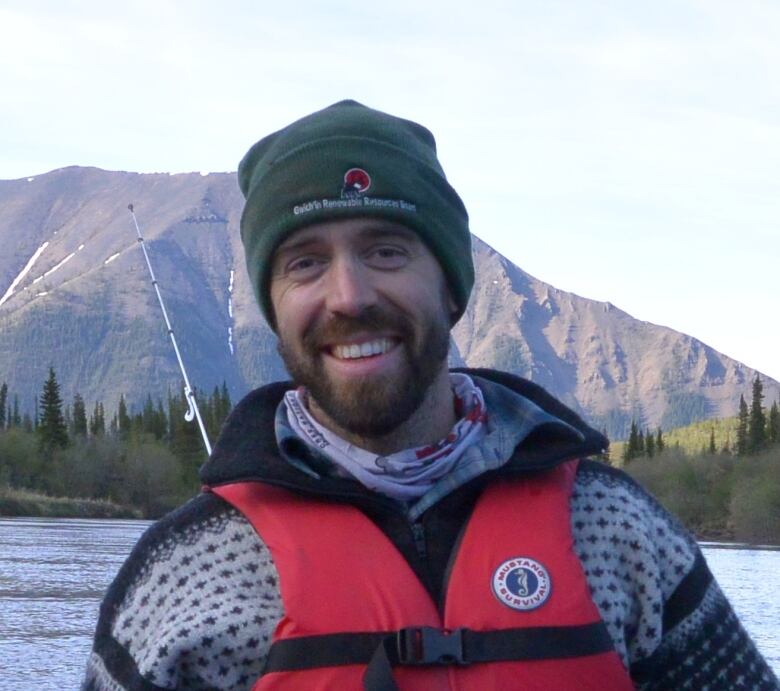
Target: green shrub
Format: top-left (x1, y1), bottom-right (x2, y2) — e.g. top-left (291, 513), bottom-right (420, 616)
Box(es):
top-left (729, 449), bottom-right (780, 543)
top-left (626, 449), bottom-right (734, 535)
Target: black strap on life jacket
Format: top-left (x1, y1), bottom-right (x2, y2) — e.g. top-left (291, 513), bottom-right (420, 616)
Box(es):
top-left (263, 622), bottom-right (615, 690)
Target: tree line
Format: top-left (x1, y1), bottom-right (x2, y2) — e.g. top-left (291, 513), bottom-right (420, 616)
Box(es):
top-left (622, 374), bottom-right (780, 463)
top-left (0, 368), bottom-right (232, 517)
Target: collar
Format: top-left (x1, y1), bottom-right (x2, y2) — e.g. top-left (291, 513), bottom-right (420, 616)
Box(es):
top-left (272, 373), bottom-right (584, 518)
top-left (200, 368), bottom-right (608, 507)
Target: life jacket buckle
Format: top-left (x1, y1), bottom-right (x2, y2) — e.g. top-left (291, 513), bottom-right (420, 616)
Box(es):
top-left (396, 626), bottom-right (468, 666)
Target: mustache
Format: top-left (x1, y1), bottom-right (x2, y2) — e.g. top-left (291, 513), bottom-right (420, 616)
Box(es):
top-left (303, 307), bottom-right (414, 350)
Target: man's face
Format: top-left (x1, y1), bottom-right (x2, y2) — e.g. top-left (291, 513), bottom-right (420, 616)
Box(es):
top-left (270, 218), bottom-right (456, 437)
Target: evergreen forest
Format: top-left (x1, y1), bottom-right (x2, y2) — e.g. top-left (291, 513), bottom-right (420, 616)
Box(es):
top-left (0, 369), bottom-right (779, 545)
top-left (0, 368), bottom-right (230, 518)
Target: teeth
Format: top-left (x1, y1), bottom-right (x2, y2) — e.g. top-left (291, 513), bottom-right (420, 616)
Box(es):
top-left (333, 339), bottom-right (392, 360)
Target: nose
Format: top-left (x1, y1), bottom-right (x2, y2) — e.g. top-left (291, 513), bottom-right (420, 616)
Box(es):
top-left (324, 255), bottom-right (377, 317)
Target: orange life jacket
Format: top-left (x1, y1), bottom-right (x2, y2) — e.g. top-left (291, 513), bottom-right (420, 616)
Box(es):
top-left (211, 460), bottom-right (634, 690)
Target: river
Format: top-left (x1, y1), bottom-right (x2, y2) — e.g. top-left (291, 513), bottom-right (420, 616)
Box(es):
top-left (0, 517), bottom-right (778, 690)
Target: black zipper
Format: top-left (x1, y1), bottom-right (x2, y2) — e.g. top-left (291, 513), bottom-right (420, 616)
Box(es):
top-left (410, 521), bottom-right (427, 560)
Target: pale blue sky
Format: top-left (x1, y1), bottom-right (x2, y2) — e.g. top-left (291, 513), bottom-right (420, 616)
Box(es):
top-left (2, 0), bottom-right (778, 382)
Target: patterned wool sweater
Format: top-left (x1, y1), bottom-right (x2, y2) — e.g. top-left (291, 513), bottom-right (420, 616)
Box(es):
top-left (83, 370), bottom-right (779, 690)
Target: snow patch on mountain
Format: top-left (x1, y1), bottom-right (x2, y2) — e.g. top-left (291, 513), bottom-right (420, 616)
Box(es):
top-left (43, 251), bottom-right (76, 278)
top-left (0, 241), bottom-right (50, 307)
top-left (226, 269), bottom-right (235, 354)
top-left (227, 269), bottom-right (234, 318)
top-left (27, 243), bottom-right (89, 286)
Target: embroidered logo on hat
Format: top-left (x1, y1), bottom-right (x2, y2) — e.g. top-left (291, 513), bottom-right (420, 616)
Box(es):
top-left (492, 557), bottom-right (551, 611)
top-left (341, 168), bottom-right (371, 199)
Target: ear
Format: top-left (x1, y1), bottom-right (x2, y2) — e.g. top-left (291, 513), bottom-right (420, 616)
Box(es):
top-left (447, 290), bottom-right (460, 325)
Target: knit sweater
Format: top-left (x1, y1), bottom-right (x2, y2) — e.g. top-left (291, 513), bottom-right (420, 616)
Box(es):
top-left (82, 369), bottom-right (778, 690)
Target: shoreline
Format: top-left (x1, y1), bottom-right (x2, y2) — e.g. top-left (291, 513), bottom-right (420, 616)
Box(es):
top-left (700, 541), bottom-right (780, 551)
top-left (0, 486), bottom-right (141, 519)
top-left (2, 486), bottom-right (778, 549)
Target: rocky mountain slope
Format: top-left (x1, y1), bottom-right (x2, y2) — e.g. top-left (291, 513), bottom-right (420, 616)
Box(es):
top-left (1, 166), bottom-right (776, 439)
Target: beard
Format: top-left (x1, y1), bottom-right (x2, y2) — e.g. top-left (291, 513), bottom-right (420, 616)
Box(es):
top-left (277, 304), bottom-right (450, 437)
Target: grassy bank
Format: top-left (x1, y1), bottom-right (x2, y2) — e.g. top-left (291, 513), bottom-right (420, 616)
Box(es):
top-left (624, 446), bottom-right (780, 545)
top-left (0, 485), bottom-right (142, 519)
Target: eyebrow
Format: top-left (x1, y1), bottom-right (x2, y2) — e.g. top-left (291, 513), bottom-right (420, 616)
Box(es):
top-left (362, 224), bottom-right (418, 242)
top-left (272, 235), bottom-right (321, 260)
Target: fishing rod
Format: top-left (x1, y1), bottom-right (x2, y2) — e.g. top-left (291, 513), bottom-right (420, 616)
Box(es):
top-left (127, 204), bottom-right (212, 456)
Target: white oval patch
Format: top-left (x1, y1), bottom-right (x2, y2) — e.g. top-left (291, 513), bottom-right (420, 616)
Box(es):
top-left (491, 557), bottom-right (552, 611)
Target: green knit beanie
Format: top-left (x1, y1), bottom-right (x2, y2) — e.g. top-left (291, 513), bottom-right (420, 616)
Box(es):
top-left (238, 100), bottom-right (473, 329)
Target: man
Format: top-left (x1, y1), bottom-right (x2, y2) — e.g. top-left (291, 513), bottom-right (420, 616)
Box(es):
top-left (83, 101), bottom-right (778, 690)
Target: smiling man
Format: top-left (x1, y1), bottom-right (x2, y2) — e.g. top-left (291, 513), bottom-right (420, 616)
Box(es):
top-left (270, 219), bottom-right (455, 451)
top-left (83, 101), bottom-right (778, 690)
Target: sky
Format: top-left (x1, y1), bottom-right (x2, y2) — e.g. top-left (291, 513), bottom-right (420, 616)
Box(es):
top-left (1, 0), bottom-right (778, 382)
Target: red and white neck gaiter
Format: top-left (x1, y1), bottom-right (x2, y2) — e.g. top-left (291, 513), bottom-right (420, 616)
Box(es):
top-left (284, 373), bottom-right (487, 500)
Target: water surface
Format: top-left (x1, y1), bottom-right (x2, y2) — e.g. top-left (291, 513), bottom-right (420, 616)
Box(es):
top-left (0, 518), bottom-right (777, 690)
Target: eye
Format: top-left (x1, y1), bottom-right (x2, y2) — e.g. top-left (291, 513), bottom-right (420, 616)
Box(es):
top-left (284, 255), bottom-right (327, 280)
top-left (364, 245), bottom-right (410, 269)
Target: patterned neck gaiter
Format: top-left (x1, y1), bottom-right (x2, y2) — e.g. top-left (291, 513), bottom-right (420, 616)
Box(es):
top-left (284, 373), bottom-right (487, 500)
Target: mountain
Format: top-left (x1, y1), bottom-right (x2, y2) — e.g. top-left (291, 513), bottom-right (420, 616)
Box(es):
top-left (453, 239), bottom-right (778, 437)
top-left (1, 166), bottom-right (777, 439)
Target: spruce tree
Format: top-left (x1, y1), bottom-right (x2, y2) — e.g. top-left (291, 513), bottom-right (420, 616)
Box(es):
top-left (11, 395), bottom-right (20, 427)
top-left (89, 401), bottom-right (105, 436)
top-left (220, 381), bottom-right (232, 419)
top-left (141, 395), bottom-right (156, 437)
top-left (748, 375), bottom-right (766, 453)
top-left (131, 410), bottom-right (144, 438)
top-left (708, 427), bottom-right (716, 454)
top-left (137, 395), bottom-right (166, 440)
top-left (117, 395), bottom-right (131, 441)
top-left (0, 381), bottom-right (7, 429)
top-left (88, 404), bottom-right (98, 436)
top-left (156, 399), bottom-right (168, 440)
top-left (736, 395), bottom-right (749, 455)
top-left (646, 429), bottom-right (655, 458)
top-left (72, 394), bottom-right (87, 437)
top-left (206, 385), bottom-right (220, 438)
top-left (38, 367), bottom-right (68, 449)
top-left (623, 420), bottom-right (641, 463)
top-left (768, 401), bottom-right (780, 445)
top-left (203, 383), bottom-right (232, 441)
top-left (637, 428), bottom-right (645, 457)
top-left (656, 428), bottom-right (664, 454)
